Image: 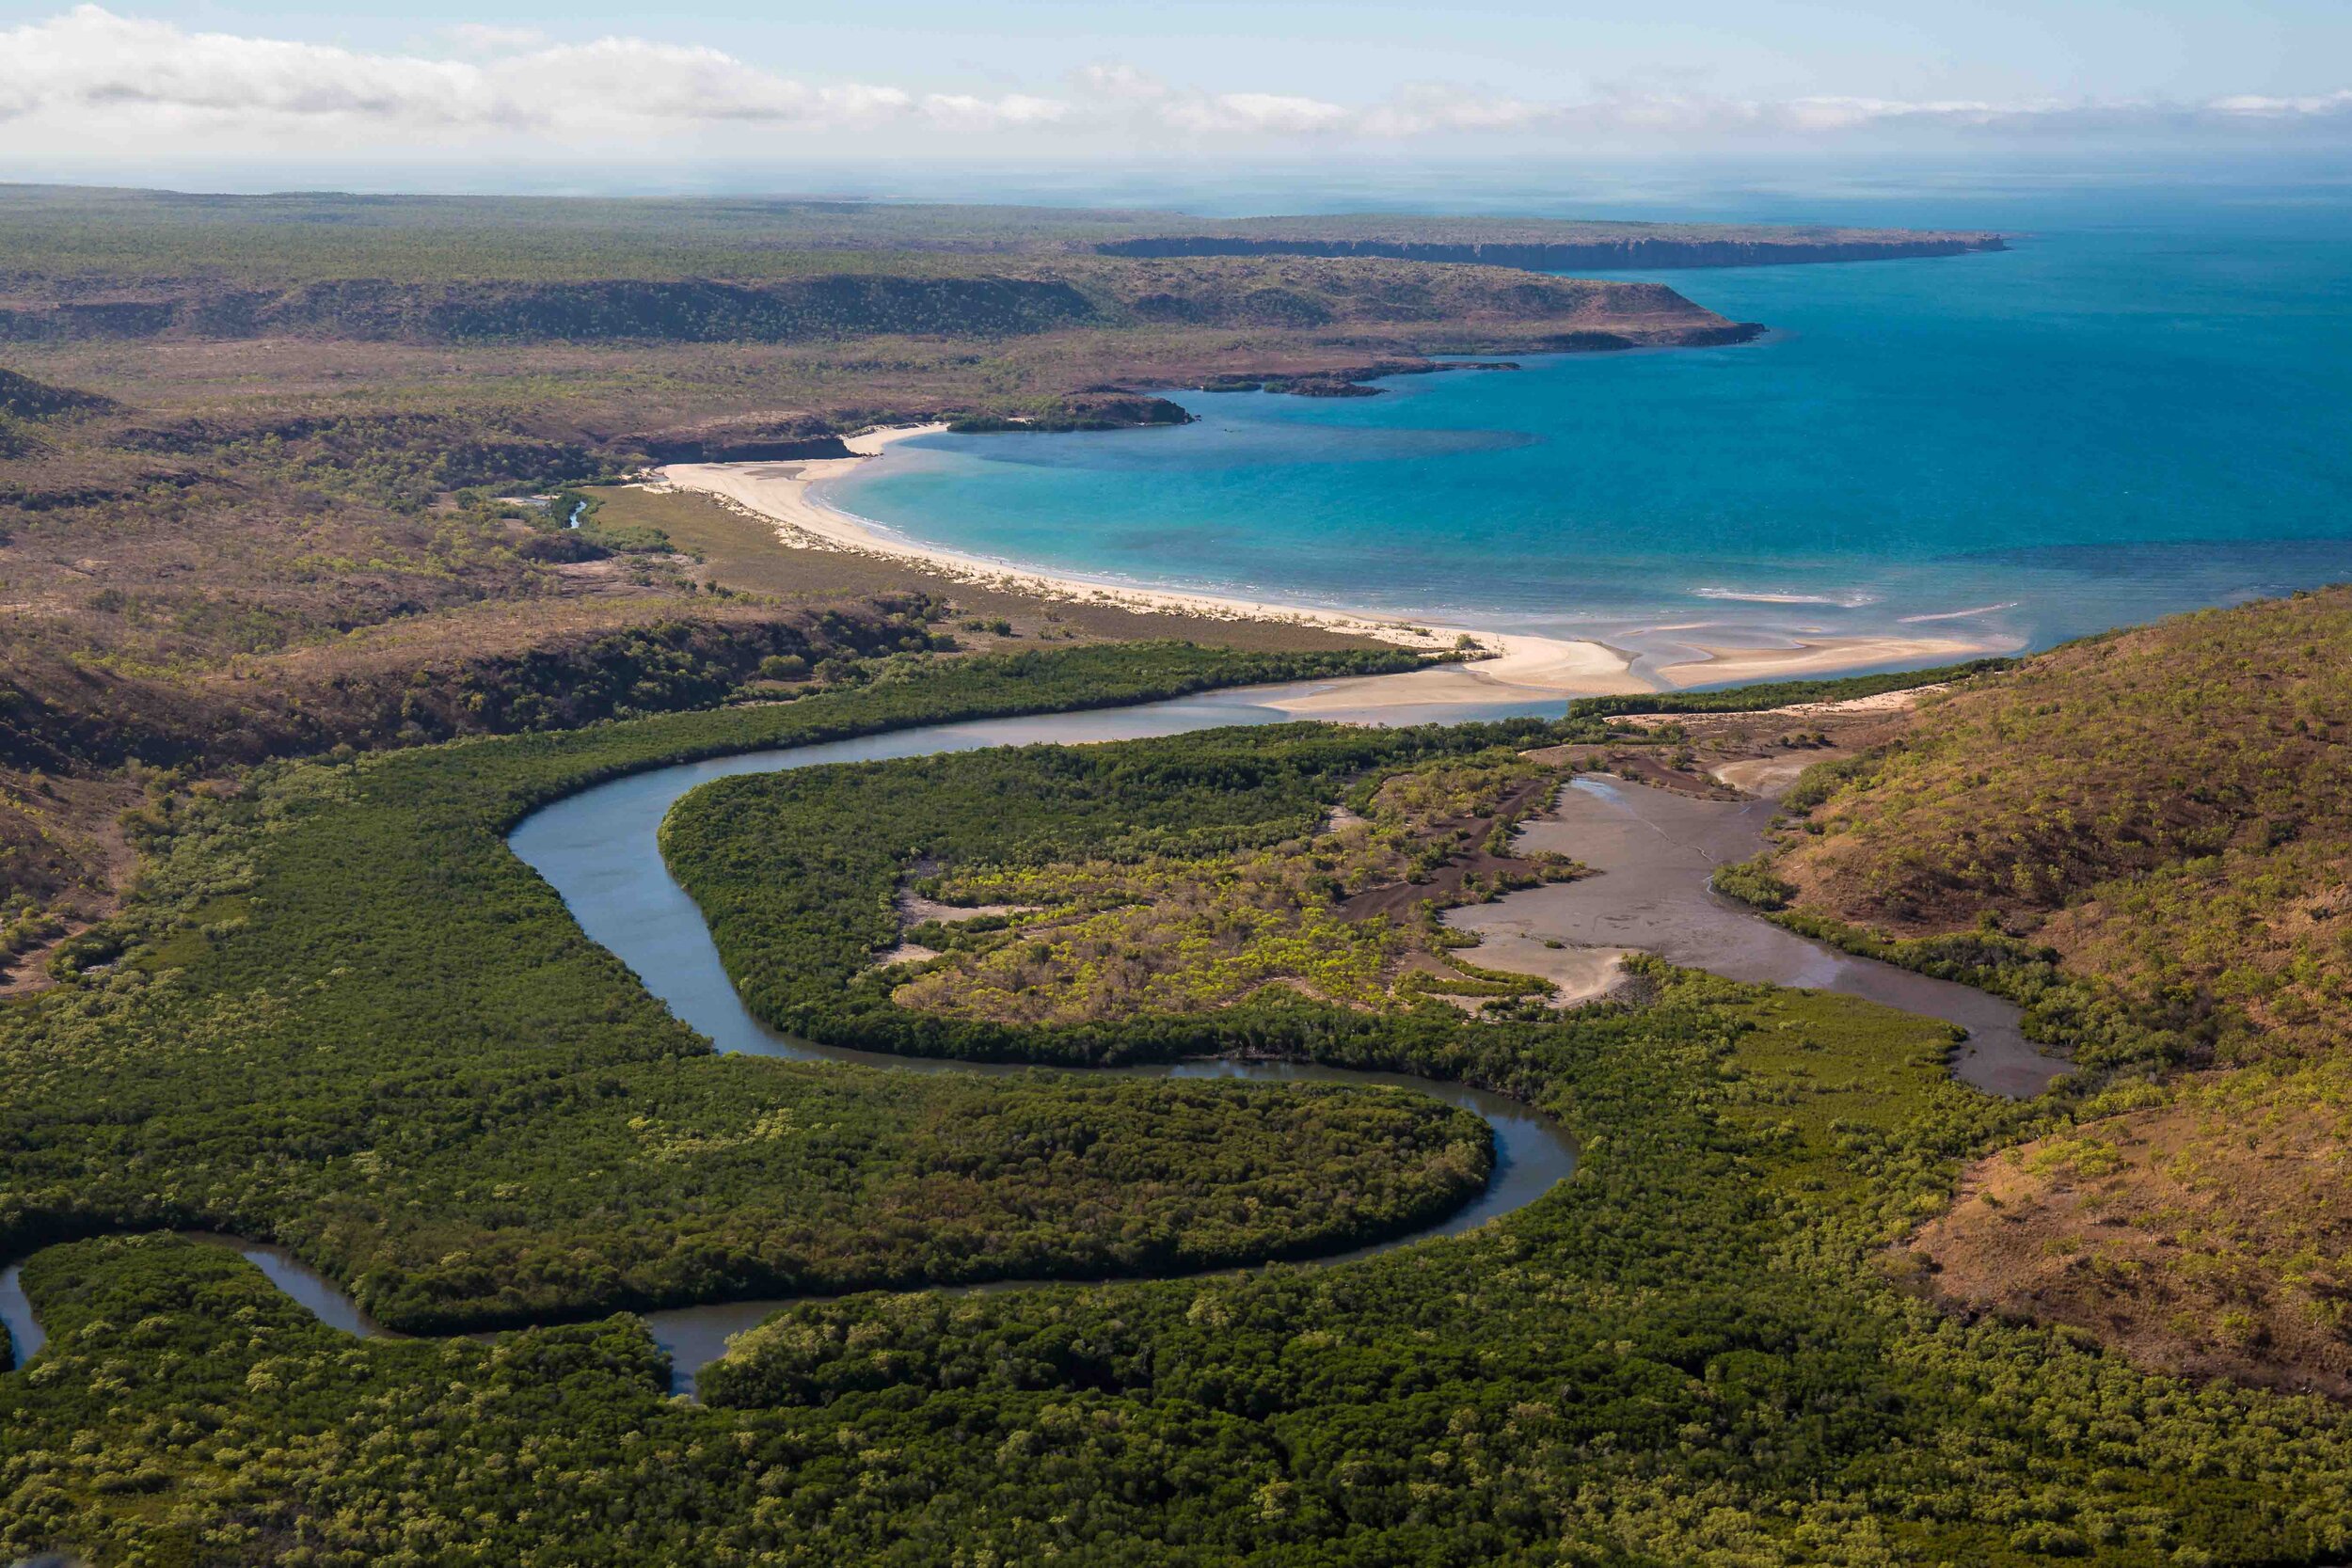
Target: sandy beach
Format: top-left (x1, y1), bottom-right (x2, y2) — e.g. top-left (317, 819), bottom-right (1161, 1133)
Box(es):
top-left (659, 427), bottom-right (2008, 716)
top-left (1649, 635), bottom-right (1990, 688)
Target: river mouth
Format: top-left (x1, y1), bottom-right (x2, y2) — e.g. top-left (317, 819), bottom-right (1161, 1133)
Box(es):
top-left (3, 677), bottom-right (2058, 1396)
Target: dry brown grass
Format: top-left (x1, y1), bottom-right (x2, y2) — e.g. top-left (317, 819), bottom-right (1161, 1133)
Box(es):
top-left (1914, 1070), bottom-right (2352, 1398)
top-left (1763, 591), bottom-right (2352, 1400)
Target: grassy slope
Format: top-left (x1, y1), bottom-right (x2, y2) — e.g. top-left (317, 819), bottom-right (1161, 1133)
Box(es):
top-left (1779, 589), bottom-right (2352, 1062)
top-left (1767, 588), bottom-right (2352, 1394)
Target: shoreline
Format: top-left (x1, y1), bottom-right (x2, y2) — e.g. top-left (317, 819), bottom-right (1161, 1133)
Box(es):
top-left (657, 426), bottom-right (2008, 716)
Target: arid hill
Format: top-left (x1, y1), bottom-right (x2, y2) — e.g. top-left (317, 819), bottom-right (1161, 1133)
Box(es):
top-left (1764, 588), bottom-right (2352, 1397)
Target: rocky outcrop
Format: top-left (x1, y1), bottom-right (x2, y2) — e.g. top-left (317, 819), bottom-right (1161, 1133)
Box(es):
top-left (0, 365), bottom-right (116, 420)
top-left (948, 391), bottom-right (1194, 433)
top-left (1200, 359), bottom-right (1506, 397)
top-left (1193, 340), bottom-right (1756, 399)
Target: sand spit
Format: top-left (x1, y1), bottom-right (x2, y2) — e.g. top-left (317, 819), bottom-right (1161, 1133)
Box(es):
top-left (1649, 635), bottom-right (1991, 688)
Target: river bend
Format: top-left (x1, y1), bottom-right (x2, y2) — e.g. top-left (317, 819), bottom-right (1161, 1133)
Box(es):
top-left (4, 677), bottom-right (2058, 1394)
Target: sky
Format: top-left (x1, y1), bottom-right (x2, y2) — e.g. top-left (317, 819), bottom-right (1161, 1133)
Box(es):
top-left (1, 0), bottom-right (2348, 183)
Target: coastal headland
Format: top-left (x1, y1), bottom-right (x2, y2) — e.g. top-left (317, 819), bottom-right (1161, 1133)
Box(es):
top-left (1089, 214), bottom-right (2007, 269)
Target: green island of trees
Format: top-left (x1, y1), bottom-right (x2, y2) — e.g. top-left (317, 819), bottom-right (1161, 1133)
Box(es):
top-left (660, 728), bottom-right (1590, 1059)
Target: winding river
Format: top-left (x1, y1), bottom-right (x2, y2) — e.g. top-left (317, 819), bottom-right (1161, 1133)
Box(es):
top-left (0, 676), bottom-right (2060, 1396)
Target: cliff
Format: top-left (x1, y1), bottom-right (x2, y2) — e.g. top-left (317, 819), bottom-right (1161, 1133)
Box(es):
top-left (0, 261), bottom-right (1750, 349)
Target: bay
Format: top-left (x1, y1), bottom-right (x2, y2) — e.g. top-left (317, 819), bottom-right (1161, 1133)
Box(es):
top-left (825, 169), bottom-right (2352, 669)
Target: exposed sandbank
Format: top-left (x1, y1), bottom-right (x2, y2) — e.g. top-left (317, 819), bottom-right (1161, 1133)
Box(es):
top-left (1605, 681), bottom-right (1956, 733)
top-left (1649, 636), bottom-right (1991, 689)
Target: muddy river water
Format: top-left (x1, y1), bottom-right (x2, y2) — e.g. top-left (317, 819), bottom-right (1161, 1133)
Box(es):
top-left (1452, 775), bottom-right (2061, 1098)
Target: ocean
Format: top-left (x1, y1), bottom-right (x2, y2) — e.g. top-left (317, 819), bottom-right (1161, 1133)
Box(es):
top-left (820, 165), bottom-right (2352, 674)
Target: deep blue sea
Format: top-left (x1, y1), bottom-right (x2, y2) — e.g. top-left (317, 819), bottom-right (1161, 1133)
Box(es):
top-left (823, 165), bottom-right (2352, 670)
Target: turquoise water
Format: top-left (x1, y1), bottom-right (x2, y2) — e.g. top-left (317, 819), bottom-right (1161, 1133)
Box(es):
top-left (826, 172), bottom-right (2352, 671)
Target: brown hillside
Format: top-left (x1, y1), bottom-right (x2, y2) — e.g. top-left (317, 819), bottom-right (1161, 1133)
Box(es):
top-left (1782, 588), bottom-right (2352, 1061)
top-left (1776, 590), bottom-right (2352, 1395)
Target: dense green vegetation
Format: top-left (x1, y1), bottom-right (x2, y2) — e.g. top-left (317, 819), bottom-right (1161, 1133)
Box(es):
top-left (9, 966), bottom-right (2352, 1564)
top-left (663, 726), bottom-right (1582, 1061)
top-left (1710, 853), bottom-right (1800, 911)
top-left (2, 643), bottom-right (1453, 1337)
top-left (9, 641), bottom-right (2352, 1562)
top-left (1566, 657), bottom-right (2017, 722)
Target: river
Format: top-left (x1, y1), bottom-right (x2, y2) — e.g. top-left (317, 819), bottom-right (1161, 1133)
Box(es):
top-left (2, 676), bottom-right (2058, 1394)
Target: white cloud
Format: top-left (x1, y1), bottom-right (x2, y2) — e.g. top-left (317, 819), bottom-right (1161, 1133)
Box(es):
top-left (2205, 89), bottom-right (2352, 119)
top-left (0, 8), bottom-right (489, 125)
top-left (0, 8), bottom-right (2345, 158)
top-left (1073, 62), bottom-right (1169, 103)
top-left (925, 92), bottom-right (1069, 129)
top-left (0, 6), bottom-right (1072, 144)
top-left (513, 39), bottom-right (915, 125)
top-left (1355, 85), bottom-right (1549, 137)
top-left (1164, 92), bottom-right (1353, 136)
